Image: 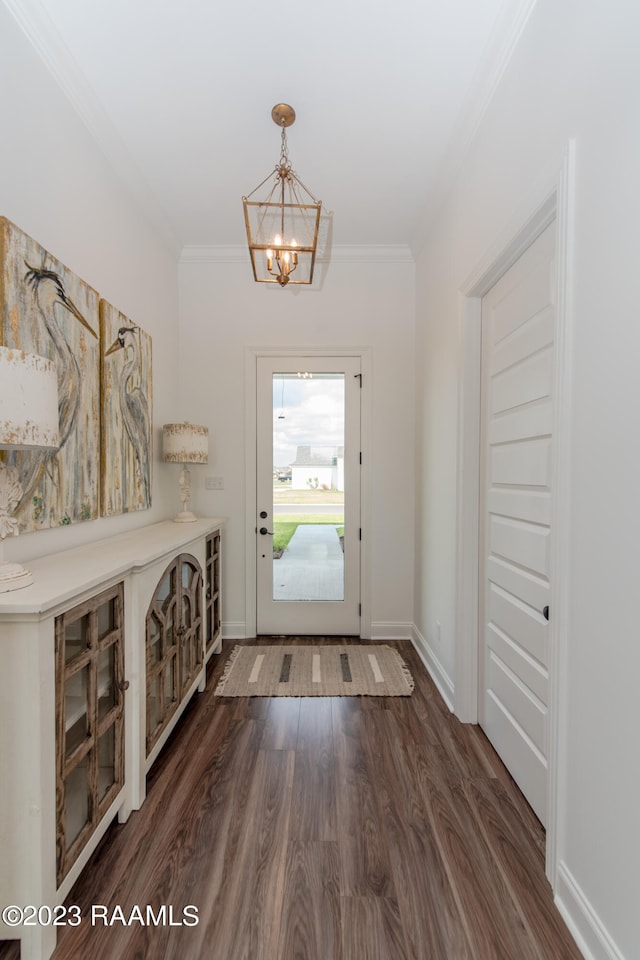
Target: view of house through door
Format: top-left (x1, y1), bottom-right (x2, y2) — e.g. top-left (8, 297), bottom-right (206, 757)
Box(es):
top-left (256, 356), bottom-right (361, 635)
top-left (479, 221), bottom-right (556, 827)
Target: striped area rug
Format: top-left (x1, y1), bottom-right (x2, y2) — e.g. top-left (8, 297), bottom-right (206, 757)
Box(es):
top-left (214, 644), bottom-right (414, 697)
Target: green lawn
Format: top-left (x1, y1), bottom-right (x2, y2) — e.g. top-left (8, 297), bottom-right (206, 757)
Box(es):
top-left (273, 514), bottom-right (344, 555)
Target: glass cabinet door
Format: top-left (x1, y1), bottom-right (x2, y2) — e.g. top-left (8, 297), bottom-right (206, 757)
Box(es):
top-left (146, 564), bottom-right (178, 750)
top-left (205, 531), bottom-right (221, 656)
top-left (145, 553), bottom-right (203, 756)
top-left (55, 582), bottom-right (125, 885)
top-left (180, 556), bottom-right (203, 695)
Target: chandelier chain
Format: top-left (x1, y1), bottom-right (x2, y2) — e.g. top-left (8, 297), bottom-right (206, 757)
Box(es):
top-left (278, 127), bottom-right (292, 179)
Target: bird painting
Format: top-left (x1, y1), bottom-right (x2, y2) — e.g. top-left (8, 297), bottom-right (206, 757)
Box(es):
top-left (0, 216), bottom-right (101, 531)
top-left (16, 264), bottom-right (99, 505)
top-left (101, 302), bottom-right (152, 515)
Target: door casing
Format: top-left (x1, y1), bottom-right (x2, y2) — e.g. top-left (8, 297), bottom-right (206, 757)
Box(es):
top-left (455, 143), bottom-right (576, 887)
top-left (245, 346), bottom-right (372, 640)
top-left (255, 355), bottom-right (361, 636)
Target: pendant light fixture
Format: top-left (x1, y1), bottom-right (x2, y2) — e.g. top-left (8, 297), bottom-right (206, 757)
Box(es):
top-left (242, 104), bottom-right (322, 287)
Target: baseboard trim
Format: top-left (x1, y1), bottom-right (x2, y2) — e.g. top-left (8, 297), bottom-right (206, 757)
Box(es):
top-left (222, 622), bottom-right (247, 640)
top-left (410, 625), bottom-right (455, 712)
top-left (222, 623), bottom-right (415, 642)
top-left (555, 861), bottom-right (625, 960)
top-left (370, 621), bottom-right (413, 641)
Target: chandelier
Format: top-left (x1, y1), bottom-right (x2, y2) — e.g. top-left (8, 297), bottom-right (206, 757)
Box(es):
top-left (242, 104), bottom-right (322, 287)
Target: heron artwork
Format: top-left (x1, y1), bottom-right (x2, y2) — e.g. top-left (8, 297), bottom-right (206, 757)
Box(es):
top-left (19, 265), bottom-right (99, 513)
top-left (103, 317), bottom-right (152, 513)
top-left (0, 217), bottom-right (100, 533)
top-left (1, 216), bottom-right (101, 531)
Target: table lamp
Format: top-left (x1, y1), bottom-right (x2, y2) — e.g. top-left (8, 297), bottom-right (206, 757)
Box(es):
top-left (162, 422), bottom-right (208, 522)
top-left (0, 346), bottom-right (60, 592)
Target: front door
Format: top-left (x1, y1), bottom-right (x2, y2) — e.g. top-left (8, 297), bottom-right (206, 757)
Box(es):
top-left (256, 356), bottom-right (361, 635)
top-left (479, 221), bottom-right (556, 826)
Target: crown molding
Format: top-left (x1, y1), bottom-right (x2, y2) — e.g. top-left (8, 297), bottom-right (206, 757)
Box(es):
top-left (180, 244), bottom-right (414, 265)
top-left (411, 0), bottom-right (539, 256)
top-left (455, 0), bottom-right (539, 156)
top-left (2, 0), bottom-right (180, 254)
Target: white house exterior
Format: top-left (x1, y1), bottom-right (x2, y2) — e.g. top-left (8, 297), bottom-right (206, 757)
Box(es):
top-left (290, 445), bottom-right (344, 491)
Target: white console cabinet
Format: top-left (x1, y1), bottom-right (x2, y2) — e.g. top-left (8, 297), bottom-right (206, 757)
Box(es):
top-left (0, 518), bottom-right (224, 960)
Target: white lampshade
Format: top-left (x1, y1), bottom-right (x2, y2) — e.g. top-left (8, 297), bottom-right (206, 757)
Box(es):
top-left (0, 346), bottom-right (59, 593)
top-left (162, 422), bottom-right (208, 464)
top-left (0, 346), bottom-right (59, 450)
top-left (162, 422), bottom-right (208, 522)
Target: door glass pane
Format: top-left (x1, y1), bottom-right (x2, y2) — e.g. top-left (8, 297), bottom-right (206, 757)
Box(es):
top-left (182, 593), bottom-right (192, 628)
top-left (165, 655), bottom-right (177, 706)
top-left (165, 604), bottom-right (175, 650)
top-left (65, 664), bottom-right (89, 758)
top-left (97, 597), bottom-right (115, 640)
top-left (148, 613), bottom-right (162, 665)
top-left (97, 644), bottom-right (116, 722)
top-left (161, 568), bottom-right (174, 602)
top-left (148, 673), bottom-right (160, 740)
top-left (65, 759), bottom-right (90, 849)
top-left (97, 726), bottom-right (116, 802)
top-left (182, 628), bottom-right (191, 688)
top-left (64, 613), bottom-right (91, 663)
top-left (182, 561), bottom-right (195, 589)
top-left (272, 372), bottom-right (345, 601)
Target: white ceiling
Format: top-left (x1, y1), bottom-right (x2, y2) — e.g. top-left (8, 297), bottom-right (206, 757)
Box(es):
top-left (8, 0), bottom-right (533, 252)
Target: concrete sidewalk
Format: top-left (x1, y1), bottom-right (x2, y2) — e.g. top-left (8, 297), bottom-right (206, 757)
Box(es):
top-left (273, 524), bottom-right (344, 601)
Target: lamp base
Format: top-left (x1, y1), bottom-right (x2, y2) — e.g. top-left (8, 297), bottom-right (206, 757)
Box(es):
top-left (0, 560), bottom-right (33, 593)
top-left (172, 510), bottom-right (198, 523)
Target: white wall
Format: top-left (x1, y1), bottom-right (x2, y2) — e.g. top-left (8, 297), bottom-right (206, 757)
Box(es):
top-left (178, 254), bottom-right (415, 639)
top-left (0, 3), bottom-right (180, 564)
top-left (413, 1), bottom-right (640, 958)
top-left (7, 0), bottom-right (637, 953)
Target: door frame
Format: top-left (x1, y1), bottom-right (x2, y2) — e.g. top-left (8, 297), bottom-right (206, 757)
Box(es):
top-left (244, 345), bottom-right (372, 640)
top-left (455, 143), bottom-right (576, 887)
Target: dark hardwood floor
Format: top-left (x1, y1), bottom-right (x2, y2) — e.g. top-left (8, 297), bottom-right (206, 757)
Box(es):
top-left (4, 639), bottom-right (583, 960)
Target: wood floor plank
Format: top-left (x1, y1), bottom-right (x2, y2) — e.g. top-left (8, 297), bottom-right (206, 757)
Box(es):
top-left (290, 698), bottom-right (337, 841)
top-left (277, 841), bottom-right (342, 960)
top-left (0, 940), bottom-right (19, 960)
top-left (342, 896), bottom-right (409, 960)
top-left (261, 696), bottom-right (301, 750)
top-left (40, 639), bottom-right (584, 960)
top-left (199, 747), bottom-right (295, 960)
top-left (360, 704), bottom-right (474, 960)
top-left (465, 777), bottom-right (584, 959)
top-left (53, 714), bottom-right (264, 959)
top-left (332, 697), bottom-right (397, 899)
top-left (296, 695), bottom-right (333, 751)
top-left (424, 774), bottom-right (542, 960)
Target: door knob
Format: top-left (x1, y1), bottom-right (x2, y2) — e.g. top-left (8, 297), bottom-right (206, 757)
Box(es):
top-left (543, 605), bottom-right (549, 621)
top-left (259, 527), bottom-right (273, 536)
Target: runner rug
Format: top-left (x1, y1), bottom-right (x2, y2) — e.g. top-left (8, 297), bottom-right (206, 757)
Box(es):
top-left (214, 644), bottom-right (414, 697)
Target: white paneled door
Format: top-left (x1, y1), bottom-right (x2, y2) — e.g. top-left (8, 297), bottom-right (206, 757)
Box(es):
top-left (256, 356), bottom-right (361, 636)
top-left (480, 222), bottom-right (556, 826)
